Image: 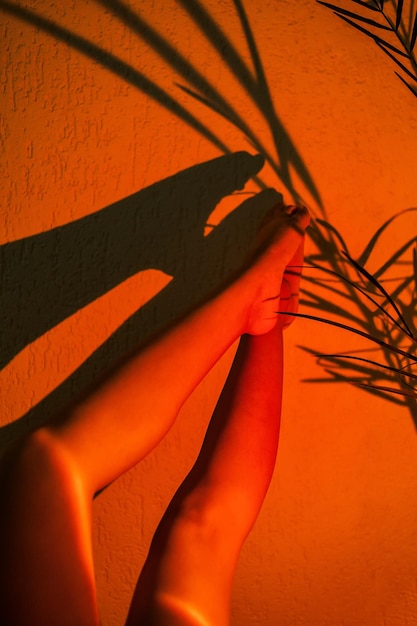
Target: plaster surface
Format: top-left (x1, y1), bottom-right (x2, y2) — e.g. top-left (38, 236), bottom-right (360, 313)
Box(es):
top-left (1, 1), bottom-right (417, 624)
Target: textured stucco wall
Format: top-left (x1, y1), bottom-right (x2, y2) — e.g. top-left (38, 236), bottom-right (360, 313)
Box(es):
top-left (2, 1), bottom-right (417, 624)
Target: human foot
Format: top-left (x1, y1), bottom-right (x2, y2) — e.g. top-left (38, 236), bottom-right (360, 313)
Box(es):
top-left (276, 240), bottom-right (305, 330)
top-left (243, 202), bottom-right (309, 335)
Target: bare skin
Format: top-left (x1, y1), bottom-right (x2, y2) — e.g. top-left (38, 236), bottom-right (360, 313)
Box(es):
top-left (0, 201), bottom-right (309, 625)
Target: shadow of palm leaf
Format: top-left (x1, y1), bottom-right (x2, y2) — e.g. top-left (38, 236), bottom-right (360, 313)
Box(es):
top-left (0, 152), bottom-right (266, 371)
top-left (174, 0), bottom-right (322, 207)
top-left (2, 0), bottom-right (417, 436)
top-left (0, 184), bottom-right (282, 453)
top-left (298, 210), bottom-right (417, 424)
top-left (317, 0), bottom-right (417, 97)
top-left (0, 1), bottom-right (232, 155)
top-left (299, 346), bottom-right (410, 406)
top-left (0, 0), bottom-right (324, 443)
top-left (0, 0), bottom-right (322, 205)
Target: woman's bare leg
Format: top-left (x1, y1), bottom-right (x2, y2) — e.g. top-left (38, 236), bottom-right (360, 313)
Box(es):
top-left (125, 241), bottom-right (305, 626)
top-left (0, 203), bottom-right (309, 625)
top-left (30, 203), bottom-right (308, 495)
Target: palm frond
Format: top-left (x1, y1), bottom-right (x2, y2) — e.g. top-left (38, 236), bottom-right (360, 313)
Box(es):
top-left (410, 10), bottom-right (417, 50)
top-left (232, 0), bottom-right (267, 89)
top-left (318, 0), bottom-right (417, 98)
top-left (348, 0), bottom-right (380, 11)
top-left (314, 218), bottom-right (351, 254)
top-left (0, 1), bottom-right (236, 156)
top-left (297, 347), bottom-right (411, 404)
top-left (317, 353), bottom-right (417, 380)
top-left (358, 209), bottom-right (408, 266)
top-left (233, 0), bottom-right (324, 206)
top-left (177, 0), bottom-right (323, 207)
top-left (386, 275), bottom-right (415, 313)
top-left (175, 82), bottom-right (236, 124)
top-left (317, 1), bottom-right (390, 28)
top-left (318, 357), bottom-right (395, 381)
top-left (341, 250), bottom-right (416, 338)
top-left (395, 71), bottom-right (417, 95)
top-left (377, 40), bottom-right (417, 81)
top-left (302, 259), bottom-right (414, 337)
top-left (299, 290), bottom-right (365, 326)
top-left (358, 208), bottom-right (417, 267)
top-left (284, 311), bottom-right (417, 362)
top-left (396, 0), bottom-right (404, 31)
top-left (336, 13), bottom-right (408, 56)
top-left (414, 246), bottom-right (417, 289)
top-left (374, 235), bottom-right (417, 279)
top-left (354, 382), bottom-right (416, 399)
top-left (97, 0), bottom-right (281, 182)
top-left (301, 272), bottom-right (358, 300)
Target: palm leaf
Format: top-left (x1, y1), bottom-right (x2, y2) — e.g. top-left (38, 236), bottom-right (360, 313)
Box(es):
top-left (341, 250), bottom-right (415, 338)
top-left (232, 0), bottom-right (267, 88)
top-left (177, 0), bottom-right (323, 208)
top-left (335, 14), bottom-right (408, 57)
top-left (318, 356), bottom-right (395, 380)
top-left (307, 377), bottom-right (406, 404)
top-left (377, 39), bottom-right (417, 81)
top-left (414, 246), bottom-right (417, 288)
top-left (97, 0), bottom-right (278, 177)
top-left (395, 71), bottom-right (417, 95)
top-left (317, 1), bottom-right (390, 29)
top-left (98, 0), bottom-right (244, 117)
top-left (317, 353), bottom-right (417, 380)
top-left (177, 0), bottom-right (257, 92)
top-left (300, 365), bottom-right (407, 404)
top-left (386, 275), bottom-right (415, 311)
top-left (354, 385), bottom-right (408, 403)
top-left (302, 263), bottom-right (365, 297)
top-left (174, 82), bottom-right (280, 187)
top-left (354, 382), bottom-right (416, 399)
top-left (283, 311), bottom-right (417, 362)
top-left (233, 0), bottom-right (324, 207)
top-left (318, 0), bottom-right (417, 96)
top-left (314, 218), bottom-right (351, 253)
top-left (175, 82), bottom-right (236, 123)
top-left (303, 259), bottom-right (413, 336)
top-left (299, 290), bottom-right (365, 326)
top-left (358, 208), bottom-right (417, 267)
top-left (410, 10), bottom-right (417, 50)
top-left (348, 0), bottom-right (380, 11)
top-left (396, 0), bottom-right (404, 31)
top-left (231, 0), bottom-right (317, 206)
top-left (301, 272), bottom-right (357, 300)
top-left (0, 1), bottom-right (234, 156)
top-left (374, 235), bottom-right (417, 279)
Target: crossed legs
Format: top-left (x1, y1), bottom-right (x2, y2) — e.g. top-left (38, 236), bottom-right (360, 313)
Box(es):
top-left (0, 203), bottom-right (309, 625)
top-left (126, 325), bottom-right (287, 626)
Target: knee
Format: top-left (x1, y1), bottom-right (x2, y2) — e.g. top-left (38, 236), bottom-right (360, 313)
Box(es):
top-left (1, 429), bottom-right (48, 484)
top-left (0, 427), bottom-right (82, 505)
top-left (2, 427), bottom-right (59, 473)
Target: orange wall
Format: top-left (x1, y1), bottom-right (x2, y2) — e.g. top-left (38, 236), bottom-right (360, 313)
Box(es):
top-left (2, 1), bottom-right (417, 624)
